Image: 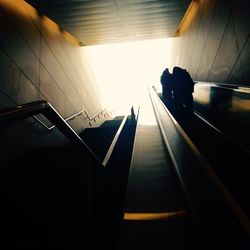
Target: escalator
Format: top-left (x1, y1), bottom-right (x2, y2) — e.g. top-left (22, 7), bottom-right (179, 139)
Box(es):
top-left (172, 108), bottom-right (250, 218)
top-left (80, 114), bottom-right (137, 249)
top-left (118, 92), bottom-right (201, 250)
top-left (0, 91), bottom-right (249, 249)
top-left (118, 86), bottom-right (250, 249)
top-left (157, 84), bottom-right (250, 219)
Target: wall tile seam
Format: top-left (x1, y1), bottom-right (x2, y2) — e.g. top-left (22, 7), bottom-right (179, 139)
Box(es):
top-left (40, 33), bottom-right (101, 114)
top-left (37, 36), bottom-right (91, 116)
top-left (0, 4), bottom-right (41, 102)
top-left (226, 34), bottom-right (250, 84)
top-left (194, 2), bottom-right (216, 79)
top-left (0, 47), bottom-right (42, 99)
top-left (226, 11), bottom-right (250, 84)
top-left (190, 22), bottom-right (201, 79)
top-left (193, 23), bottom-right (206, 78)
top-left (38, 60), bottom-right (83, 117)
top-left (185, 24), bottom-right (200, 73)
top-left (21, 0), bottom-right (41, 32)
top-left (0, 7), bottom-right (41, 62)
top-left (0, 88), bottom-right (17, 106)
top-left (230, 10), bottom-right (243, 60)
top-left (207, 11), bottom-right (232, 82)
top-left (38, 23), bottom-right (42, 101)
top-left (20, 3), bottom-right (94, 110)
top-left (39, 36), bottom-right (90, 110)
top-left (189, 4), bottom-right (204, 75)
top-left (38, 61), bottom-right (100, 124)
top-left (70, 46), bottom-right (102, 101)
top-left (20, 0), bottom-right (43, 100)
top-left (68, 47), bottom-right (99, 105)
top-left (74, 48), bottom-right (98, 86)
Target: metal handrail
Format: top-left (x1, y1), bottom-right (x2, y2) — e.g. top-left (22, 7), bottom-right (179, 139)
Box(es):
top-left (87, 109), bottom-right (107, 120)
top-left (0, 100), bottom-right (102, 165)
top-left (33, 107), bottom-right (108, 132)
top-left (194, 81), bottom-right (250, 92)
top-left (149, 86), bottom-right (250, 246)
top-left (102, 114), bottom-right (128, 166)
top-left (0, 100), bottom-right (128, 168)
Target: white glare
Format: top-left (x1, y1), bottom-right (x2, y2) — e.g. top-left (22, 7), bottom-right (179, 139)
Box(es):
top-left (82, 38), bottom-right (176, 115)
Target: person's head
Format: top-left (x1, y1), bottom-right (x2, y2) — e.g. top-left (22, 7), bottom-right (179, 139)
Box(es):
top-left (164, 68), bottom-right (169, 73)
top-left (173, 66), bottom-right (182, 75)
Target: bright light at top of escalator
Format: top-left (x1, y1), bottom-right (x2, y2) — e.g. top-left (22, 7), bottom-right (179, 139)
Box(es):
top-left (82, 38), bottom-right (177, 116)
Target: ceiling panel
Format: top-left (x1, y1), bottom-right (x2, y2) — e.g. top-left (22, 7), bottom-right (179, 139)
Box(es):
top-left (25, 0), bottom-right (191, 46)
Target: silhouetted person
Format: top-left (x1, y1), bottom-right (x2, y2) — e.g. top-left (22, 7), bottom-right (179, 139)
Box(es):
top-left (160, 68), bottom-right (173, 105)
top-left (131, 106), bottom-right (136, 126)
top-left (172, 66), bottom-right (195, 113)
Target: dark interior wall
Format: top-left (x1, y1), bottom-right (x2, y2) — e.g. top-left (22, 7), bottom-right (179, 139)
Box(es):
top-left (0, 0), bottom-right (103, 133)
top-left (173, 0), bottom-right (250, 86)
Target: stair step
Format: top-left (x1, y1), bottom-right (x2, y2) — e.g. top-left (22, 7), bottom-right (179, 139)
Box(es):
top-left (79, 116), bottom-right (123, 161)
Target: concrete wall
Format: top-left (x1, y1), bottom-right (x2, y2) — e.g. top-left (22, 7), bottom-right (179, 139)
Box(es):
top-left (0, 0), bottom-right (103, 133)
top-left (172, 0), bottom-right (250, 86)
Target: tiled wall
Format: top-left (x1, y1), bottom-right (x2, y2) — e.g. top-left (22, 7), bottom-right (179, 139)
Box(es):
top-left (172, 0), bottom-right (250, 86)
top-left (0, 0), bottom-right (103, 134)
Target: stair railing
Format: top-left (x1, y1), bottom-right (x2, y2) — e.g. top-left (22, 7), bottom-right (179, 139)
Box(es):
top-left (33, 107), bottom-right (109, 131)
top-left (0, 100), bottom-right (102, 164)
top-left (0, 100), bottom-right (134, 168)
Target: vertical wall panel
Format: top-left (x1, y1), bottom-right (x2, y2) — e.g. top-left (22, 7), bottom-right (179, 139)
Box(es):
top-left (39, 65), bottom-right (66, 115)
top-left (204, 1), bottom-right (231, 80)
top-left (173, 0), bottom-right (250, 86)
top-left (0, 49), bottom-right (22, 101)
top-left (0, 8), bottom-right (40, 89)
top-left (40, 35), bottom-right (66, 87)
top-left (232, 2), bottom-right (250, 53)
top-left (190, 21), bottom-right (203, 78)
top-left (199, 0), bottom-right (216, 42)
top-left (1, 0), bottom-right (41, 58)
top-left (208, 18), bottom-right (239, 82)
top-left (41, 17), bottom-right (67, 73)
top-left (22, 0), bottom-right (41, 31)
top-left (238, 37), bottom-right (250, 83)
top-left (196, 54), bottom-right (209, 80)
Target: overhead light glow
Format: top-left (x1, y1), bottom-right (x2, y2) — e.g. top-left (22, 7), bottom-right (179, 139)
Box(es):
top-left (82, 38), bottom-right (176, 115)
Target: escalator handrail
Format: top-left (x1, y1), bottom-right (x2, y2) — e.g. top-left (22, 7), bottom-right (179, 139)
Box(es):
top-left (102, 114), bottom-right (128, 166)
top-left (194, 81), bottom-right (250, 93)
